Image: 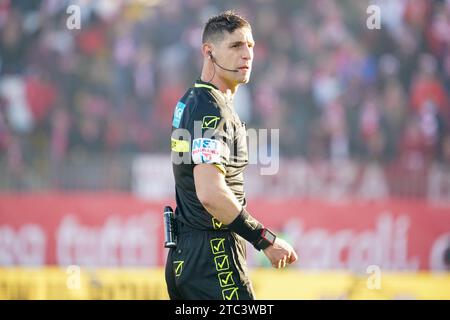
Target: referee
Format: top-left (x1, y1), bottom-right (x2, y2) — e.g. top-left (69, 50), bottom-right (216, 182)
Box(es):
top-left (166, 11), bottom-right (298, 300)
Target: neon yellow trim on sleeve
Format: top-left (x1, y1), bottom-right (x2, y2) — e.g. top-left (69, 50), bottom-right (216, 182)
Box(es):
top-left (213, 163), bottom-right (226, 175)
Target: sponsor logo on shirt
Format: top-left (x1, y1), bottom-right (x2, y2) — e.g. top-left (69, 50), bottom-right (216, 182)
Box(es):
top-left (192, 138), bottom-right (221, 164)
top-left (172, 101), bottom-right (186, 128)
top-left (171, 138), bottom-right (190, 152)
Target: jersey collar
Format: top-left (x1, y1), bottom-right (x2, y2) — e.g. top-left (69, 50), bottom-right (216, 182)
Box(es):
top-left (194, 79), bottom-right (234, 106)
top-left (194, 79), bottom-right (219, 91)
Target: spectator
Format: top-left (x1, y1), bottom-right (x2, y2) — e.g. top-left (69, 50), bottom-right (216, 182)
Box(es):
top-left (0, 0), bottom-right (448, 193)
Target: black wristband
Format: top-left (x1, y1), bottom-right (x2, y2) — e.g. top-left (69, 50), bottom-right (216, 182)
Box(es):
top-left (227, 208), bottom-right (264, 245)
top-left (254, 228), bottom-right (277, 250)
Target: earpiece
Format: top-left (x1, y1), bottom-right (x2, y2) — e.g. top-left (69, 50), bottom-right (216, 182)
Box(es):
top-left (207, 51), bottom-right (239, 73)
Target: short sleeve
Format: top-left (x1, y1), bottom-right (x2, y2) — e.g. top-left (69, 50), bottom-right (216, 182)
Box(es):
top-left (187, 101), bottom-right (232, 174)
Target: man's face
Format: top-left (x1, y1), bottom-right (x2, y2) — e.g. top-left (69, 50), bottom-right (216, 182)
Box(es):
top-left (212, 27), bottom-right (254, 85)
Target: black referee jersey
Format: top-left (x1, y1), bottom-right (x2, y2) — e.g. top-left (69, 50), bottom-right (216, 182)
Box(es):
top-left (170, 79), bottom-right (249, 231)
top-left (166, 79), bottom-right (255, 300)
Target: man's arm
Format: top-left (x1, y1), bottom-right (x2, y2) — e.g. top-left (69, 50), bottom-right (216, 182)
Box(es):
top-left (194, 163), bottom-right (298, 268)
top-left (194, 163), bottom-right (241, 224)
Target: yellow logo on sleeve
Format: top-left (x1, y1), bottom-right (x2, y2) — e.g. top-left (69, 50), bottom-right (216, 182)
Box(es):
top-left (202, 116), bottom-right (220, 129)
top-left (171, 138), bottom-right (190, 152)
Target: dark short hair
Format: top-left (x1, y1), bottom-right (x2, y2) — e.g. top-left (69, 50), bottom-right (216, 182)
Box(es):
top-left (202, 10), bottom-right (251, 44)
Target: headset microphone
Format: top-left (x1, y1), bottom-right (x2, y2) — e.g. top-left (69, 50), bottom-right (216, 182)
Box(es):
top-left (209, 52), bottom-right (239, 73)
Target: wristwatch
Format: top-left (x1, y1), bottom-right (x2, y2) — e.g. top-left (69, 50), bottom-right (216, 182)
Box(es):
top-left (253, 228), bottom-right (277, 251)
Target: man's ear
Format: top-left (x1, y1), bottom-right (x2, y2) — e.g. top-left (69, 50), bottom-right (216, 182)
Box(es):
top-left (202, 43), bottom-right (213, 59)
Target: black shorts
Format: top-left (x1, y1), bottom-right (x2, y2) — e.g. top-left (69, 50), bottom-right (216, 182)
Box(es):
top-left (165, 222), bottom-right (255, 300)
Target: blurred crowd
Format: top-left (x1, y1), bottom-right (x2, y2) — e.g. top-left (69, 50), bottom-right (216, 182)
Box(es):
top-left (1, 0), bottom-right (450, 188)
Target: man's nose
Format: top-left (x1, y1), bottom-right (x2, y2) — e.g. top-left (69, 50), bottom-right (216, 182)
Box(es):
top-left (242, 46), bottom-right (253, 60)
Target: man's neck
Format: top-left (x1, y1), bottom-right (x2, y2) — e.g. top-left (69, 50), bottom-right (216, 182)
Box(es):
top-left (200, 74), bottom-right (237, 100)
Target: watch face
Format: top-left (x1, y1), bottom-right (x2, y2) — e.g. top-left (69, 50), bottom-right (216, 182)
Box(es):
top-left (263, 230), bottom-right (276, 244)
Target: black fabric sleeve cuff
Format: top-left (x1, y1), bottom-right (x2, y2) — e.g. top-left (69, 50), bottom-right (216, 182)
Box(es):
top-left (227, 208), bottom-right (264, 248)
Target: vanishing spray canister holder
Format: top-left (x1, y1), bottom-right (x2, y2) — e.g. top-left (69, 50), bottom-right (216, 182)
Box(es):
top-left (163, 206), bottom-right (177, 248)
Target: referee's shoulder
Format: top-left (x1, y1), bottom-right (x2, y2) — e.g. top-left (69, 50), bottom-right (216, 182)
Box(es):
top-left (189, 87), bottom-right (221, 117)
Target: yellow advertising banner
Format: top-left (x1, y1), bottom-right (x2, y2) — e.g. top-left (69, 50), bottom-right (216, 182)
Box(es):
top-left (1, 268), bottom-right (449, 300)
